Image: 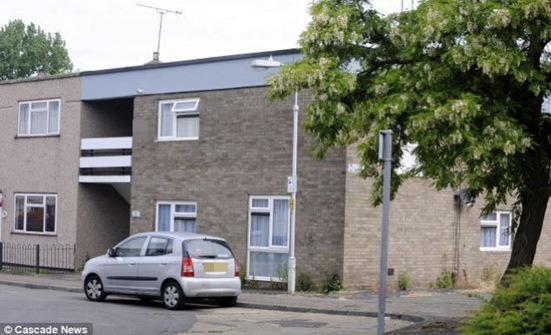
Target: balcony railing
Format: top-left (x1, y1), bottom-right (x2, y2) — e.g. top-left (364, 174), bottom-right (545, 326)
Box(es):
top-left (79, 137), bottom-right (132, 183)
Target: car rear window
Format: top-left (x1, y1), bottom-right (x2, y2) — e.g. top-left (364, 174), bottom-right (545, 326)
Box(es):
top-left (184, 239), bottom-right (233, 259)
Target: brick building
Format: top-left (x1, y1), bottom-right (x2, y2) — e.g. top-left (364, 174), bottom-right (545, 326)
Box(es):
top-left (1, 49), bottom-right (550, 288)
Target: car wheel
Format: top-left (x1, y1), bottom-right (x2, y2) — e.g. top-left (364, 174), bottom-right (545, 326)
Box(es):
top-left (84, 275), bottom-right (107, 302)
top-left (216, 296), bottom-right (237, 307)
top-left (162, 281), bottom-right (185, 310)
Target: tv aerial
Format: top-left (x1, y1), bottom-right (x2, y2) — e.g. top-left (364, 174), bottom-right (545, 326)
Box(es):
top-left (137, 4), bottom-right (182, 62)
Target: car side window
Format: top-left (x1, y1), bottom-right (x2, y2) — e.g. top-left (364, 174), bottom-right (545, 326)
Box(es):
top-left (146, 237), bottom-right (173, 256)
top-left (115, 236), bottom-right (147, 257)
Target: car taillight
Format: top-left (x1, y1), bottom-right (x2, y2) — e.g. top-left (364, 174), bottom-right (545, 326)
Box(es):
top-left (181, 256), bottom-right (194, 277)
top-left (234, 258), bottom-right (240, 277)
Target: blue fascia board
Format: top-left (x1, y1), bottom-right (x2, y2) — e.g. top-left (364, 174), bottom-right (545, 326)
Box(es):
top-left (81, 49), bottom-right (302, 100)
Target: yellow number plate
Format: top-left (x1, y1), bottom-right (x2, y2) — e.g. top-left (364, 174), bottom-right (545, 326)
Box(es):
top-left (203, 262), bottom-right (228, 273)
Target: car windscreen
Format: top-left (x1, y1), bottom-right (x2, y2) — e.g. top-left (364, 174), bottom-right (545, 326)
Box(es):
top-left (184, 239), bottom-right (233, 259)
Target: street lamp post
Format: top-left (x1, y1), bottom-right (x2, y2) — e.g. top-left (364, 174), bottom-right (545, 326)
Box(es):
top-left (252, 57), bottom-right (298, 294)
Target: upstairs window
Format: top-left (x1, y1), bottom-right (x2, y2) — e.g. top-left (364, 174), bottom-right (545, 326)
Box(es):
top-left (158, 98), bottom-right (200, 140)
top-left (18, 99), bottom-right (60, 136)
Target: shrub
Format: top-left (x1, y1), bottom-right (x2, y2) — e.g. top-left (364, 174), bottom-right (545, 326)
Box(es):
top-left (432, 268), bottom-right (453, 289)
top-left (462, 266), bottom-right (551, 335)
top-left (318, 271), bottom-right (342, 294)
top-left (398, 272), bottom-right (411, 291)
top-left (297, 272), bottom-right (315, 292)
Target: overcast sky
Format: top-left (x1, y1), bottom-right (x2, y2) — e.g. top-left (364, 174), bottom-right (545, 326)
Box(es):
top-left (1, 0), bottom-right (417, 71)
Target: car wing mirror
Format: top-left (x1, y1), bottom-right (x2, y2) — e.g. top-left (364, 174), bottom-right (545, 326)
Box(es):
top-left (108, 248), bottom-right (117, 257)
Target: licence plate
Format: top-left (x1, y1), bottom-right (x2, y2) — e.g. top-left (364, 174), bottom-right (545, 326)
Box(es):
top-left (203, 262), bottom-right (228, 273)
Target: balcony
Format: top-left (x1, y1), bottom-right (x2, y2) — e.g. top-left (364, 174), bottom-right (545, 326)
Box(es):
top-left (79, 137), bottom-right (132, 184)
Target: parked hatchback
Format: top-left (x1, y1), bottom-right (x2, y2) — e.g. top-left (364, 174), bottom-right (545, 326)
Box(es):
top-left (82, 232), bottom-right (241, 310)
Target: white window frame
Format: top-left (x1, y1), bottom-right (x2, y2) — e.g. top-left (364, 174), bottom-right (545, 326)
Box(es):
top-left (13, 193), bottom-right (57, 235)
top-left (247, 196), bottom-right (290, 281)
top-left (155, 201), bottom-right (197, 233)
top-left (480, 211), bottom-right (512, 251)
top-left (157, 98), bottom-right (200, 141)
top-left (18, 99), bottom-right (61, 137)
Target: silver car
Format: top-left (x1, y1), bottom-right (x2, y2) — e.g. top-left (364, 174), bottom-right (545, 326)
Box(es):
top-left (82, 232), bottom-right (241, 310)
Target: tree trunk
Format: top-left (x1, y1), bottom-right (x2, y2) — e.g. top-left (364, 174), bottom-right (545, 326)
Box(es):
top-left (502, 159), bottom-right (551, 284)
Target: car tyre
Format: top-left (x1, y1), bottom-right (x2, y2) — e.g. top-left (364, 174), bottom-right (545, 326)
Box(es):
top-left (216, 296), bottom-right (238, 307)
top-left (84, 275), bottom-right (107, 302)
top-left (162, 281), bottom-right (185, 310)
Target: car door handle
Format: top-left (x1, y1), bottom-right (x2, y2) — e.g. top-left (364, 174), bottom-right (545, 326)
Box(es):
top-left (128, 263), bottom-right (136, 267)
top-left (160, 263), bottom-right (168, 266)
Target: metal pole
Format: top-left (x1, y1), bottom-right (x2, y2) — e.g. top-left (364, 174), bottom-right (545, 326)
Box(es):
top-left (35, 244), bottom-right (40, 274)
top-left (157, 12), bottom-right (165, 55)
top-left (288, 90), bottom-right (299, 294)
top-left (377, 130), bottom-right (393, 335)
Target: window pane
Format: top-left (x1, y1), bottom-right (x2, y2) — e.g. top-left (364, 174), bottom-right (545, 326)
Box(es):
top-left (157, 204), bottom-right (171, 231)
top-left (249, 251), bottom-right (288, 278)
top-left (499, 213), bottom-right (510, 246)
top-left (250, 213), bottom-right (269, 247)
top-left (175, 204), bottom-right (196, 213)
top-left (252, 199), bottom-right (269, 208)
top-left (176, 115), bottom-right (199, 138)
top-left (482, 213), bottom-right (497, 221)
top-left (15, 196), bottom-right (25, 230)
top-left (31, 102), bottom-right (47, 110)
top-left (174, 100), bottom-right (198, 110)
top-left (30, 110), bottom-right (48, 134)
top-left (26, 207), bottom-right (45, 232)
top-left (481, 227), bottom-right (497, 248)
top-left (116, 236), bottom-right (147, 257)
top-left (186, 239), bottom-right (232, 259)
top-left (48, 101), bottom-right (59, 133)
top-left (27, 196), bottom-right (44, 205)
top-left (272, 199), bottom-right (289, 246)
top-left (19, 104), bottom-right (29, 135)
top-left (45, 196), bottom-right (56, 232)
top-left (160, 103), bottom-right (173, 137)
top-left (175, 218), bottom-right (196, 233)
top-left (146, 237), bottom-right (171, 256)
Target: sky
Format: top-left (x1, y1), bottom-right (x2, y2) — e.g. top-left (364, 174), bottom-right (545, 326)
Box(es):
top-left (1, 0), bottom-right (417, 72)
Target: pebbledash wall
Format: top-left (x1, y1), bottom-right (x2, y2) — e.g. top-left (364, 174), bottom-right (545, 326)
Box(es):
top-left (129, 86), bottom-right (347, 280)
top-left (0, 74), bottom-right (81, 252)
top-left (343, 145), bottom-right (551, 289)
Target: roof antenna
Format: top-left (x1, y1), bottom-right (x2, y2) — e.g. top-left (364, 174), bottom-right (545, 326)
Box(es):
top-left (137, 4), bottom-right (182, 63)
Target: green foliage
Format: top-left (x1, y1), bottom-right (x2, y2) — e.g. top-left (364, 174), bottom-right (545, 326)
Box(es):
top-left (318, 271), bottom-right (342, 294)
top-left (398, 272), bottom-right (411, 291)
top-left (0, 19), bottom-right (73, 80)
top-left (269, 0), bottom-right (551, 274)
top-left (462, 267), bottom-right (551, 335)
top-left (431, 268), bottom-right (454, 289)
top-left (239, 266), bottom-right (247, 286)
top-left (277, 263), bottom-right (289, 282)
top-left (297, 272), bottom-right (315, 292)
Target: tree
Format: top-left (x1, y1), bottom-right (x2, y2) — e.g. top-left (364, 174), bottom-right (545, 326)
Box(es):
top-left (269, 0), bottom-right (551, 278)
top-left (0, 19), bottom-right (73, 80)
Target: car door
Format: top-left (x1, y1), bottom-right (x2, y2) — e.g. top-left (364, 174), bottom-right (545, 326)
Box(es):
top-left (102, 235), bottom-right (148, 293)
top-left (137, 236), bottom-right (176, 295)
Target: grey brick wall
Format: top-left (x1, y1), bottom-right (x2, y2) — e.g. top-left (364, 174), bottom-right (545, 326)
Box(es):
top-left (131, 86), bottom-right (347, 281)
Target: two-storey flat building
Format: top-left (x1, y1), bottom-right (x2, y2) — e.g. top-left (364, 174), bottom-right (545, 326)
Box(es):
top-left (2, 49), bottom-right (551, 288)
